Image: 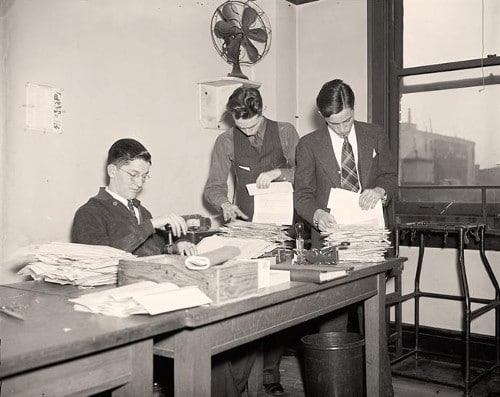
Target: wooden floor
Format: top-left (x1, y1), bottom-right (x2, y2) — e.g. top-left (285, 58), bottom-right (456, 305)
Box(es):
top-left (255, 353), bottom-right (500, 397)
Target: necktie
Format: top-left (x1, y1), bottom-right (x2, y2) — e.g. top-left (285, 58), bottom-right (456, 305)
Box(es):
top-left (341, 136), bottom-right (360, 192)
top-left (127, 200), bottom-right (137, 222)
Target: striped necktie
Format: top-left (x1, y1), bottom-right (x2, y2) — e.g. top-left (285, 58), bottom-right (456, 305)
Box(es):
top-left (127, 200), bottom-right (137, 222)
top-left (341, 136), bottom-right (360, 192)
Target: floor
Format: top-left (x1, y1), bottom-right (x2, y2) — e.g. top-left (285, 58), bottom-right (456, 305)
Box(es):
top-left (255, 352), bottom-right (500, 397)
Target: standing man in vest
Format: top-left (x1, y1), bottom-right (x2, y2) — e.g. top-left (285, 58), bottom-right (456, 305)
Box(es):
top-left (204, 86), bottom-right (299, 396)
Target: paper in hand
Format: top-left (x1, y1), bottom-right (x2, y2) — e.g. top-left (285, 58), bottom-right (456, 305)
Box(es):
top-left (327, 188), bottom-right (385, 226)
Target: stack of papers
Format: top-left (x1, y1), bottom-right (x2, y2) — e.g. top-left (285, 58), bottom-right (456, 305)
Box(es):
top-left (219, 220), bottom-right (292, 246)
top-left (17, 242), bottom-right (135, 287)
top-left (196, 234), bottom-right (279, 259)
top-left (322, 224), bottom-right (391, 262)
top-left (69, 281), bottom-right (212, 317)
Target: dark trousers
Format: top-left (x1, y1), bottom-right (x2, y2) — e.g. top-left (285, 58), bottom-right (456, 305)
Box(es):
top-left (212, 343), bottom-right (258, 397)
top-left (263, 333), bottom-right (287, 384)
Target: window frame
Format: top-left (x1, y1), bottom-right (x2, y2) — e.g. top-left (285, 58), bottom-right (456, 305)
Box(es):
top-left (368, 0), bottom-right (500, 249)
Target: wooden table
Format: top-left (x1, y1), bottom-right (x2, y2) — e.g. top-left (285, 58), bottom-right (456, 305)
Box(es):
top-left (1, 257), bottom-right (405, 396)
top-left (0, 284), bottom-right (185, 397)
top-left (154, 257), bottom-right (406, 397)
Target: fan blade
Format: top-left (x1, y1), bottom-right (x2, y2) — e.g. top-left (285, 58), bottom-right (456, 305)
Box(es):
top-left (242, 37), bottom-right (259, 63)
top-left (226, 34), bottom-right (243, 62)
top-left (220, 3), bottom-right (242, 26)
top-left (214, 20), bottom-right (241, 38)
top-left (241, 6), bottom-right (258, 28)
top-left (244, 27), bottom-right (268, 43)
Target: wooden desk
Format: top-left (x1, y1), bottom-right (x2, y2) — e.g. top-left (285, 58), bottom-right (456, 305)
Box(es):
top-left (2, 257), bottom-right (405, 396)
top-left (154, 257), bottom-right (406, 397)
top-left (0, 285), bottom-right (185, 397)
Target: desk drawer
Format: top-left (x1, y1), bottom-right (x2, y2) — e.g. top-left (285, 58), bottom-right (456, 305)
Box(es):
top-left (1, 342), bottom-right (150, 397)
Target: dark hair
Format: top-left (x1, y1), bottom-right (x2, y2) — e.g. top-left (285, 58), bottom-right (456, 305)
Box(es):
top-left (316, 79), bottom-right (355, 118)
top-left (106, 138), bottom-right (152, 166)
top-left (226, 87), bottom-right (263, 120)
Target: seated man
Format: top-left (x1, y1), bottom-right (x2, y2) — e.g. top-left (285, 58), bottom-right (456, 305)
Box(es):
top-left (71, 138), bottom-right (195, 256)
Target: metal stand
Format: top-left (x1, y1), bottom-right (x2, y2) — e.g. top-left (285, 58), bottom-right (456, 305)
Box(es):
top-left (392, 222), bottom-right (500, 396)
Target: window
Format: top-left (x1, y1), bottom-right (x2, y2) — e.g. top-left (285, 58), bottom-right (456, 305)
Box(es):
top-left (385, 0), bottom-right (500, 238)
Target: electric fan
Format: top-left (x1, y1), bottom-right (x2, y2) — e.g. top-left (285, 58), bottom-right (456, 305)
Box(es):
top-left (211, 0), bottom-right (272, 79)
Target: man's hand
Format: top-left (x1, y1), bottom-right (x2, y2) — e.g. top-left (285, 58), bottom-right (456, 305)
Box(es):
top-left (151, 214), bottom-right (187, 236)
top-left (313, 209), bottom-right (337, 232)
top-left (175, 241), bottom-right (197, 256)
top-left (359, 187), bottom-right (386, 210)
top-left (256, 169), bottom-right (282, 189)
top-left (221, 202), bottom-right (249, 222)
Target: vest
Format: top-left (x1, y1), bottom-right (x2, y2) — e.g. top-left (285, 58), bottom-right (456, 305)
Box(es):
top-left (233, 119), bottom-right (287, 220)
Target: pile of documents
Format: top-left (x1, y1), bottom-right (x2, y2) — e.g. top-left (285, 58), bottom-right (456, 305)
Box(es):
top-left (219, 220), bottom-right (292, 246)
top-left (69, 281), bottom-right (212, 317)
top-left (196, 234), bottom-right (279, 259)
top-left (322, 224), bottom-right (391, 262)
top-left (17, 242), bottom-right (135, 287)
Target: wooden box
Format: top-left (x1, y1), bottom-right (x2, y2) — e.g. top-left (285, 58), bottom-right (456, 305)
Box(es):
top-left (118, 254), bottom-right (260, 304)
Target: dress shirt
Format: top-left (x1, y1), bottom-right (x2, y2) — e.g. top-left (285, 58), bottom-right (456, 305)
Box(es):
top-left (204, 118), bottom-right (300, 209)
top-left (328, 125), bottom-right (361, 189)
top-left (105, 187), bottom-right (140, 222)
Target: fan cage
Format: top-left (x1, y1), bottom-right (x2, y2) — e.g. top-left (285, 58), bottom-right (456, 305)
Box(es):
top-left (211, 0), bottom-right (272, 66)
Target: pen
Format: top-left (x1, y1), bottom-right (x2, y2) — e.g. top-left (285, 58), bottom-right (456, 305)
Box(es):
top-left (0, 305), bottom-right (25, 321)
top-left (440, 200), bottom-right (455, 215)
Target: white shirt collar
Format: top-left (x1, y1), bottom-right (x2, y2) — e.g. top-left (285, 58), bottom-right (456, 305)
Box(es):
top-left (327, 124), bottom-right (359, 168)
top-left (105, 186), bottom-right (128, 206)
top-left (106, 187), bottom-right (140, 221)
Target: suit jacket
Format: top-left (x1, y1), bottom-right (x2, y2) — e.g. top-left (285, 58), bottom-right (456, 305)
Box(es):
top-left (71, 187), bottom-right (166, 256)
top-left (294, 121), bottom-right (397, 248)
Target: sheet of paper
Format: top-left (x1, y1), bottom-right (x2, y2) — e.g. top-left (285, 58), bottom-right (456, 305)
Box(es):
top-left (327, 188), bottom-right (385, 227)
top-left (246, 182), bottom-right (293, 225)
top-left (246, 181), bottom-right (293, 196)
top-left (69, 281), bottom-right (212, 317)
top-left (195, 235), bottom-right (278, 259)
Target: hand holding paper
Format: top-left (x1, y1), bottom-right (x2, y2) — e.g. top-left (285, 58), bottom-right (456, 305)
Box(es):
top-left (327, 188), bottom-right (385, 227)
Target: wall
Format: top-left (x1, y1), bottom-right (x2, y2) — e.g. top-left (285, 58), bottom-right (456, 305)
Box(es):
top-left (296, 0), bottom-right (367, 135)
top-left (0, 2), bottom-right (7, 282)
top-left (0, 0), bottom-right (296, 283)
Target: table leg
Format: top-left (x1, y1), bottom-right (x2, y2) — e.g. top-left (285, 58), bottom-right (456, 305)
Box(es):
top-left (173, 328), bottom-right (212, 397)
top-left (113, 339), bottom-right (153, 397)
top-left (365, 273), bottom-right (385, 397)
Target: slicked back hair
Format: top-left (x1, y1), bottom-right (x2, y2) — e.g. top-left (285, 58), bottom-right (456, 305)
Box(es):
top-left (316, 79), bottom-right (355, 118)
top-left (106, 138), bottom-right (152, 167)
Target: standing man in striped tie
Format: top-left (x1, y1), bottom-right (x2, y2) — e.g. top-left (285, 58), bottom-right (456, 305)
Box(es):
top-left (293, 79), bottom-right (397, 396)
top-left (294, 79), bottom-right (397, 248)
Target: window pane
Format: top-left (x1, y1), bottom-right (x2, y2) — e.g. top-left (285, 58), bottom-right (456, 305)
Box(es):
top-left (403, 0), bottom-right (500, 68)
top-left (399, 66), bottom-right (500, 187)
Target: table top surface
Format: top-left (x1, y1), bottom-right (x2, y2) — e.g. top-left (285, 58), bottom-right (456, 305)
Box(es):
top-left (0, 284), bottom-right (185, 378)
top-left (0, 256), bottom-right (406, 378)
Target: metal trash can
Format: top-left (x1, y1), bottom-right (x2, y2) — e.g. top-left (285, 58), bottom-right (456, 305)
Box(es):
top-left (301, 332), bottom-right (365, 397)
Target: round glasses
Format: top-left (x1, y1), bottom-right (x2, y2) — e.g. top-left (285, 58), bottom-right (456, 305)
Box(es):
top-left (117, 167), bottom-right (151, 183)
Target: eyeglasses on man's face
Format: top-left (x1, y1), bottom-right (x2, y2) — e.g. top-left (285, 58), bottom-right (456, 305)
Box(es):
top-left (117, 167), bottom-right (151, 183)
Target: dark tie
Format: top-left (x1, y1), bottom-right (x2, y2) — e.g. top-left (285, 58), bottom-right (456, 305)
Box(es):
top-left (341, 136), bottom-right (360, 192)
top-left (127, 200), bottom-right (137, 222)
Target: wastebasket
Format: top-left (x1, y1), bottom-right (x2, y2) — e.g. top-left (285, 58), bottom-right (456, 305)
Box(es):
top-left (301, 332), bottom-right (365, 397)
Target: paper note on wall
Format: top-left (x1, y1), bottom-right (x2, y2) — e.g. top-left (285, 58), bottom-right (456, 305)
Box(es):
top-left (327, 188), bottom-right (385, 227)
top-left (246, 182), bottom-right (294, 225)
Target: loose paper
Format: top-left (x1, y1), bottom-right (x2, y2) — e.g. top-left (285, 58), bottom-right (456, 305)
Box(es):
top-left (327, 188), bottom-right (385, 227)
top-left (246, 181), bottom-right (294, 225)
